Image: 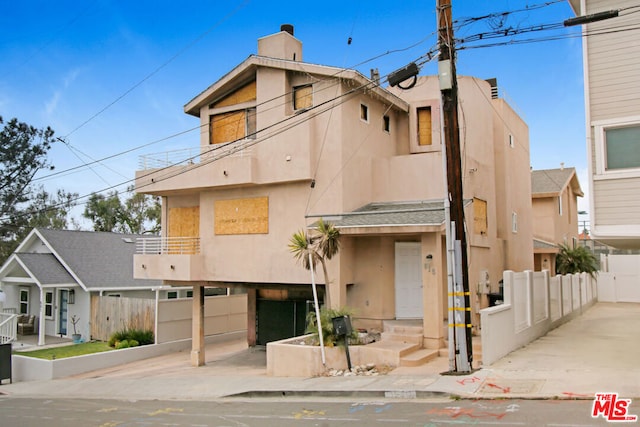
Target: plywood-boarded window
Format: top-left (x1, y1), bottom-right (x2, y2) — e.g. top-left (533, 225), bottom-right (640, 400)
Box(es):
top-left (214, 197), bottom-right (268, 235)
top-left (473, 198), bottom-right (488, 235)
top-left (293, 85), bottom-right (312, 110)
top-left (417, 107), bottom-right (432, 146)
top-left (168, 206), bottom-right (200, 237)
top-left (210, 111), bottom-right (245, 145)
top-left (211, 81), bottom-right (256, 109)
top-left (168, 206), bottom-right (200, 254)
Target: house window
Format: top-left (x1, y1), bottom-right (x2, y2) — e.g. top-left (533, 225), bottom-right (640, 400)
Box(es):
top-left (167, 291), bottom-right (178, 299)
top-left (604, 125), bottom-right (640, 171)
top-left (512, 212), bottom-right (518, 233)
top-left (19, 288), bottom-right (29, 314)
top-left (209, 107), bottom-right (256, 144)
top-left (508, 133), bottom-right (514, 148)
top-left (186, 290), bottom-right (193, 298)
top-left (293, 85), bottom-right (313, 110)
top-left (383, 115), bottom-right (390, 133)
top-left (473, 198), bottom-right (488, 235)
top-left (205, 287), bottom-right (228, 296)
top-left (45, 290), bottom-right (54, 318)
top-left (558, 195), bottom-right (563, 216)
top-left (360, 104), bottom-right (369, 123)
top-left (417, 107), bottom-right (432, 146)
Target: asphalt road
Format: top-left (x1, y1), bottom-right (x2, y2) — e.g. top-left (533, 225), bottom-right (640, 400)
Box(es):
top-left (0, 397), bottom-right (633, 426)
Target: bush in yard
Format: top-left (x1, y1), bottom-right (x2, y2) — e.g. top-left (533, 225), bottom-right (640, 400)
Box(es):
top-left (115, 340), bottom-right (130, 349)
top-left (108, 328), bottom-right (154, 348)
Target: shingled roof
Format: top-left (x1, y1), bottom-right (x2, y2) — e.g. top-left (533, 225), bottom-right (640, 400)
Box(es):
top-left (0, 229), bottom-right (161, 291)
top-left (531, 167), bottom-right (584, 197)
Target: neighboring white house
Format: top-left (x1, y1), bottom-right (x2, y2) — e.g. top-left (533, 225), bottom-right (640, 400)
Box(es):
top-left (0, 228), bottom-right (163, 345)
top-left (568, 0), bottom-right (640, 249)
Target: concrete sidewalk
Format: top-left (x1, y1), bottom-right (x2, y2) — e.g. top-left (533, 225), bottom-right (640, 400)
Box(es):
top-left (1, 302), bottom-right (638, 401)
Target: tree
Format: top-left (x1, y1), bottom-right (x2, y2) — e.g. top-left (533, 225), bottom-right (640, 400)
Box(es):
top-left (83, 188), bottom-right (160, 234)
top-left (289, 219), bottom-right (341, 308)
top-left (0, 117), bottom-right (77, 263)
top-left (0, 117), bottom-right (55, 221)
top-left (556, 243), bottom-right (599, 278)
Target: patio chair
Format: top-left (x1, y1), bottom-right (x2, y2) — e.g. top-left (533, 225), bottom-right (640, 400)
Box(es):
top-left (17, 315), bottom-right (36, 335)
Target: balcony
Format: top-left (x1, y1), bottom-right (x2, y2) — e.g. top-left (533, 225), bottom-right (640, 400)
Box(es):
top-left (135, 144), bottom-right (256, 195)
top-left (134, 237), bottom-right (205, 282)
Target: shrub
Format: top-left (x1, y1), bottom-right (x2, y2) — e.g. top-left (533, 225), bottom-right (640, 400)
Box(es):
top-left (108, 328), bottom-right (154, 348)
top-left (305, 306), bottom-right (357, 347)
top-left (115, 340), bottom-right (130, 349)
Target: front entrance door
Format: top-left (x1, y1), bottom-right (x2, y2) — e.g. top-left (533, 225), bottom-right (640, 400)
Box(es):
top-left (58, 290), bottom-right (68, 335)
top-left (395, 242), bottom-right (424, 319)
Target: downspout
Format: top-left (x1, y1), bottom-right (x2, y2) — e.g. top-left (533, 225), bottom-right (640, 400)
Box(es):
top-left (154, 288), bottom-right (159, 344)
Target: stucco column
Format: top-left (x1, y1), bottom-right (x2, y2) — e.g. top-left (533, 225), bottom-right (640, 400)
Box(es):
top-left (422, 233), bottom-right (445, 349)
top-left (190, 284), bottom-right (205, 366)
top-left (38, 287), bottom-right (45, 346)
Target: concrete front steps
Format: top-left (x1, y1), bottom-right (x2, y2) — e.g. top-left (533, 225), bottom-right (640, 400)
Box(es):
top-left (369, 320), bottom-right (442, 367)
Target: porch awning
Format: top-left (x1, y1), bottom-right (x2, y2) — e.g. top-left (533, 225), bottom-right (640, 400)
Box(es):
top-left (307, 200), bottom-right (467, 234)
top-left (533, 239), bottom-right (559, 254)
top-left (14, 253), bottom-right (77, 286)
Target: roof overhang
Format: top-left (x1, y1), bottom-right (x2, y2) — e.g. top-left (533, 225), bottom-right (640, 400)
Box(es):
top-left (184, 55), bottom-right (410, 116)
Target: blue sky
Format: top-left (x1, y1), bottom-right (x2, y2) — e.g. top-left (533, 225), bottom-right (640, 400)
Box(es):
top-left (0, 1), bottom-right (588, 224)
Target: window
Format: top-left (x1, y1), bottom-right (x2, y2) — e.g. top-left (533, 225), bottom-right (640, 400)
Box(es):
top-left (508, 134), bottom-right (514, 148)
top-left (167, 291), bottom-right (178, 299)
top-left (512, 212), bottom-right (518, 233)
top-left (186, 290), bottom-right (193, 298)
top-left (558, 195), bottom-right (563, 216)
top-left (205, 287), bottom-right (228, 296)
top-left (45, 290), bottom-right (54, 318)
top-left (417, 107), bottom-right (432, 146)
top-left (19, 288), bottom-right (29, 314)
top-left (360, 103), bottom-right (369, 122)
top-left (293, 85), bottom-right (313, 110)
top-left (383, 115), bottom-right (390, 133)
top-left (473, 198), bottom-right (488, 235)
top-left (209, 107), bottom-right (256, 144)
top-left (604, 125), bottom-right (640, 171)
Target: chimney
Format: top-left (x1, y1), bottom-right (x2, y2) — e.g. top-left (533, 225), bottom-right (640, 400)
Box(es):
top-left (258, 25), bottom-right (302, 61)
top-left (560, 162), bottom-right (565, 170)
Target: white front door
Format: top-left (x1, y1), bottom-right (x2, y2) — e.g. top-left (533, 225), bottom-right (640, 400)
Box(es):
top-left (395, 242), bottom-right (424, 319)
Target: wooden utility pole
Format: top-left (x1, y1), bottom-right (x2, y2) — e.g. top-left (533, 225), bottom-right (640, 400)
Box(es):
top-left (437, 0), bottom-right (473, 373)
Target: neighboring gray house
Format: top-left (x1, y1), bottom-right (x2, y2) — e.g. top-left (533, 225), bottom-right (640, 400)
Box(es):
top-left (568, 0), bottom-right (640, 249)
top-left (0, 228), bottom-right (162, 345)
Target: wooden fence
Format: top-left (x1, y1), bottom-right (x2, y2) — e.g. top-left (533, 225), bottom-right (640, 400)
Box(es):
top-left (90, 295), bottom-right (155, 341)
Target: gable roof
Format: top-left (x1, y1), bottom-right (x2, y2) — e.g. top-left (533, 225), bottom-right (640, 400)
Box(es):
top-left (0, 228), bottom-right (161, 291)
top-left (184, 54), bottom-right (409, 117)
top-left (531, 167), bottom-right (584, 198)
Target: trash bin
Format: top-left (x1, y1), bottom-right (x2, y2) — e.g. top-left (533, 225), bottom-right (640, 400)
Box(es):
top-left (0, 343), bottom-right (11, 384)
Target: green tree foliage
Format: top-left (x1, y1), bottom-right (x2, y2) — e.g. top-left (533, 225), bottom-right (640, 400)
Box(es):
top-left (0, 117), bottom-right (77, 263)
top-left (556, 243), bottom-right (599, 278)
top-left (83, 188), bottom-right (160, 234)
top-left (289, 219), bottom-right (340, 307)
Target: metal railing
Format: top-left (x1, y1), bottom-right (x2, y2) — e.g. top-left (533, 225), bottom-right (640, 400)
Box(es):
top-left (136, 237), bottom-right (201, 255)
top-left (138, 144), bottom-right (254, 170)
top-left (0, 312), bottom-right (17, 344)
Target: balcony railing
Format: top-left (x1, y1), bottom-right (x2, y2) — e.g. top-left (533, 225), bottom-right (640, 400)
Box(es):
top-left (136, 237), bottom-right (201, 255)
top-left (0, 312), bottom-right (17, 344)
top-left (138, 144), bottom-right (254, 171)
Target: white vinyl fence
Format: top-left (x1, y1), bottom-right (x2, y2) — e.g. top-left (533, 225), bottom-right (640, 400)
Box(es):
top-left (480, 270), bottom-right (597, 366)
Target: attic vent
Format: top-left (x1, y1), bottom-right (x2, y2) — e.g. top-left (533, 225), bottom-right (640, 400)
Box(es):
top-left (122, 238), bottom-right (134, 243)
top-left (485, 78), bottom-right (498, 99)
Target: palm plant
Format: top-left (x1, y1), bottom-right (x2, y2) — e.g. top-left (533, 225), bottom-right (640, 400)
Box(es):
top-left (555, 243), bottom-right (599, 278)
top-left (289, 219), bottom-right (340, 308)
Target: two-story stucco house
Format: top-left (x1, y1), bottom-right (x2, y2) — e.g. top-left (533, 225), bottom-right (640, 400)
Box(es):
top-left (531, 166), bottom-right (584, 273)
top-left (134, 26), bottom-right (534, 366)
top-left (569, 0), bottom-right (640, 249)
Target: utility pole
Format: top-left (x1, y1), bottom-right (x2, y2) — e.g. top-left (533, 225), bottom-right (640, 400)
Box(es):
top-left (437, 0), bottom-right (473, 373)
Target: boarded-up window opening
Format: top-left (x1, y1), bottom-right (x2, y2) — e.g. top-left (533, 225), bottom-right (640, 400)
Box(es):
top-left (293, 85), bottom-right (313, 110)
top-left (418, 107), bottom-right (432, 146)
top-left (168, 206), bottom-right (200, 254)
top-left (210, 107), bottom-right (256, 144)
top-left (211, 81), bottom-right (256, 109)
top-left (473, 198), bottom-right (488, 235)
